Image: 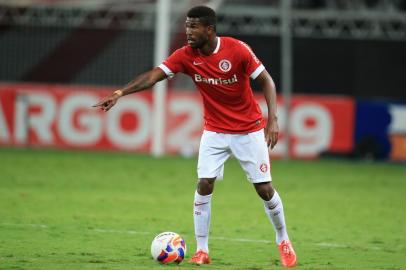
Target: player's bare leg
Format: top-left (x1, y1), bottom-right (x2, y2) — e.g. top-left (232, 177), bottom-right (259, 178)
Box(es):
top-left (190, 178), bottom-right (215, 265)
top-left (254, 182), bottom-right (297, 268)
top-left (197, 178), bottom-right (215, 196)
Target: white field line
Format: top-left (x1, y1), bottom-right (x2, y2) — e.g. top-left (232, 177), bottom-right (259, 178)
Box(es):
top-left (93, 228), bottom-right (150, 235)
top-left (0, 223), bottom-right (382, 251)
top-left (211, 236), bottom-right (273, 244)
top-left (0, 223), bottom-right (49, 229)
top-left (315, 242), bottom-right (382, 250)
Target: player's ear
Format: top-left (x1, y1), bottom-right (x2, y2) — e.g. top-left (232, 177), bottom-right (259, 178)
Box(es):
top-left (207, 24), bottom-right (215, 34)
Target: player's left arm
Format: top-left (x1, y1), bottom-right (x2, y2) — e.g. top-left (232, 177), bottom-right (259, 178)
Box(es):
top-left (254, 69), bottom-right (279, 149)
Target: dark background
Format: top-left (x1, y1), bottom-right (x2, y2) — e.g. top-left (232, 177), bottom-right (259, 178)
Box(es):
top-left (0, 8), bottom-right (405, 100)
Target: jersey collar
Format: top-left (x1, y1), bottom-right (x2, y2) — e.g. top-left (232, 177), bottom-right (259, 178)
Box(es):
top-left (213, 37), bottom-right (220, 54)
top-left (197, 37), bottom-right (220, 56)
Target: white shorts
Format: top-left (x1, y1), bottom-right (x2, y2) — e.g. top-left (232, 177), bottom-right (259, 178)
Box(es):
top-left (197, 129), bottom-right (272, 183)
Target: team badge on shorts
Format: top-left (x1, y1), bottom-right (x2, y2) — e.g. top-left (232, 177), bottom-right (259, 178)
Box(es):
top-left (219, 59), bottom-right (232, 72)
top-left (260, 163), bottom-right (268, 173)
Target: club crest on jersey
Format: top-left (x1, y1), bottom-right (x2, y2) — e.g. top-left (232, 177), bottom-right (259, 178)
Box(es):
top-left (260, 163), bottom-right (268, 173)
top-left (219, 59), bottom-right (232, 72)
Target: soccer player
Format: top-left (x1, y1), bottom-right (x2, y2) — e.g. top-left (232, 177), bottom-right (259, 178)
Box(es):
top-left (93, 6), bottom-right (297, 268)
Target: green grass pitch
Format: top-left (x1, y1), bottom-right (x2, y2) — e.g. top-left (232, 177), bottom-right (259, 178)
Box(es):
top-left (0, 148), bottom-right (405, 270)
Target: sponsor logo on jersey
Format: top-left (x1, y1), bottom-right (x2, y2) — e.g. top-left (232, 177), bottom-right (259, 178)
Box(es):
top-left (194, 74), bottom-right (238, 85)
top-left (219, 59), bottom-right (232, 72)
top-left (193, 61), bottom-right (204, 65)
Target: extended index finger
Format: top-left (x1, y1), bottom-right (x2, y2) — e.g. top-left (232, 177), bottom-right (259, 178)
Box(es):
top-left (92, 100), bottom-right (107, 107)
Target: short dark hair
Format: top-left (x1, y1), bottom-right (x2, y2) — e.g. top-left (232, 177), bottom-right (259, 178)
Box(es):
top-left (187, 6), bottom-right (217, 29)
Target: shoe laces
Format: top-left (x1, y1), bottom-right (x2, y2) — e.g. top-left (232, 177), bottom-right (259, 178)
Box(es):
top-left (192, 250), bottom-right (206, 259)
top-left (282, 242), bottom-right (293, 256)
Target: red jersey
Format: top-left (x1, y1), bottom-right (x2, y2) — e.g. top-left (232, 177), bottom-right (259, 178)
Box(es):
top-left (159, 36), bottom-right (266, 133)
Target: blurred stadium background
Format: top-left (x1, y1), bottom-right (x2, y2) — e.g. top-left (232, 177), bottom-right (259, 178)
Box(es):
top-left (0, 0), bottom-right (405, 159)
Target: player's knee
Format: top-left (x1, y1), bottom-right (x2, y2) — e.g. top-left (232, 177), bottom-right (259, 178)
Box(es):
top-left (254, 182), bottom-right (275, 201)
top-left (197, 178), bottom-right (215, 195)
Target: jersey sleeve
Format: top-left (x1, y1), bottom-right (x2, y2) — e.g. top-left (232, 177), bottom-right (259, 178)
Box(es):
top-left (238, 41), bottom-right (265, 80)
top-left (158, 48), bottom-right (185, 78)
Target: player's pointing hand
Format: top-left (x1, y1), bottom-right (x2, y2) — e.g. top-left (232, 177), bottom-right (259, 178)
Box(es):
top-left (92, 90), bottom-right (123, 112)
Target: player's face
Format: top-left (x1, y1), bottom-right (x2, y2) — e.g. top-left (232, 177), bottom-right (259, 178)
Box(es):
top-left (185, 17), bottom-right (211, 49)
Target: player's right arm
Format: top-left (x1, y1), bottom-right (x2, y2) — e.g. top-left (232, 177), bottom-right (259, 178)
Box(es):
top-left (93, 67), bottom-right (167, 112)
top-left (93, 47), bottom-right (185, 112)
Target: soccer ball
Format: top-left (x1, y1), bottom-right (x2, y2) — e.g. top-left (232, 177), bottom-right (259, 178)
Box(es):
top-left (151, 232), bottom-right (187, 264)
